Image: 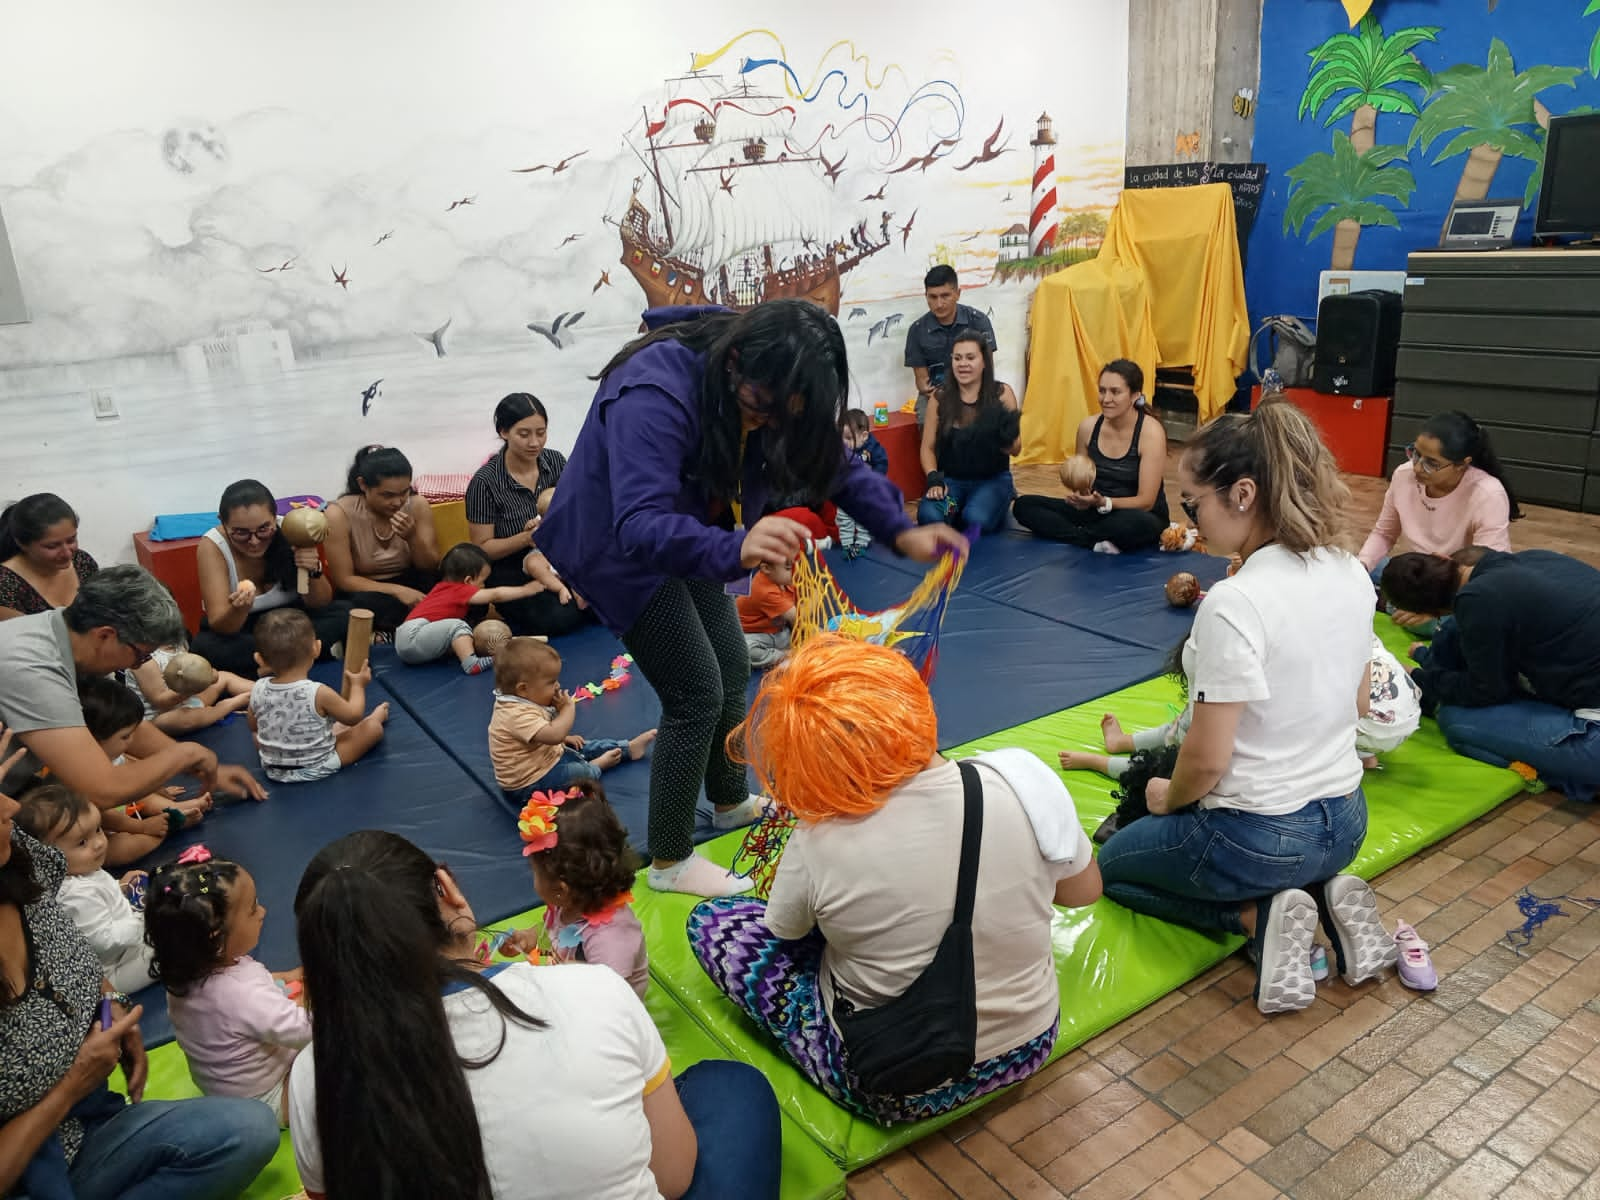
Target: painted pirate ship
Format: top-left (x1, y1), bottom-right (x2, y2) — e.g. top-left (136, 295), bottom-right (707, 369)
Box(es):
top-left (612, 72), bottom-right (888, 315)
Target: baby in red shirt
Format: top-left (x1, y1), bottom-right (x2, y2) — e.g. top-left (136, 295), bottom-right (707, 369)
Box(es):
top-left (396, 543), bottom-right (548, 674)
top-left (736, 558), bottom-right (798, 670)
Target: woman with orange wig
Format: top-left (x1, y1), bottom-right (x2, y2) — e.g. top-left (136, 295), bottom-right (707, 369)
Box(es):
top-left (687, 635), bottom-right (1103, 1122)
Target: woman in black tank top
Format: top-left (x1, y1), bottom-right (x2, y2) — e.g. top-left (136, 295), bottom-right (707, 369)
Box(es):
top-left (917, 333), bottom-right (1021, 534)
top-left (1012, 359), bottom-right (1171, 553)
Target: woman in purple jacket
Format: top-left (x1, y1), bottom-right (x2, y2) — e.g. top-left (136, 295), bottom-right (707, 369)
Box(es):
top-left (535, 301), bottom-right (965, 897)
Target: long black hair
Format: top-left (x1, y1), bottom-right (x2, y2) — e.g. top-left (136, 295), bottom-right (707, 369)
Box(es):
top-left (935, 331), bottom-right (1003, 434)
top-left (493, 393), bottom-right (548, 436)
top-left (596, 300), bottom-right (850, 505)
top-left (1421, 411), bottom-right (1523, 520)
top-left (343, 445), bottom-right (413, 496)
top-left (295, 830), bottom-right (545, 1200)
top-left (1380, 551), bottom-right (1462, 615)
top-left (0, 493), bottom-right (77, 561)
top-left (0, 835), bottom-right (43, 1002)
top-left (217, 480), bottom-right (295, 591)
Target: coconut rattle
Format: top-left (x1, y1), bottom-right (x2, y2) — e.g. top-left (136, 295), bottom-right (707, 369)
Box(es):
top-left (1058, 454), bottom-right (1097, 495)
top-left (279, 508), bottom-right (329, 595)
top-left (473, 619), bottom-right (513, 657)
top-left (1165, 571), bottom-right (1204, 608)
top-left (162, 652), bottom-right (217, 697)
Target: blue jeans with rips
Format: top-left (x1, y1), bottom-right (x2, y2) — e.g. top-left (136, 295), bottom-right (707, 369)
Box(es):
top-left (917, 471), bottom-right (1014, 534)
top-left (1097, 788), bottom-right (1369, 936)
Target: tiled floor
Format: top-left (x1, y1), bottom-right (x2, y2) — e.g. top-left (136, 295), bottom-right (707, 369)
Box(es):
top-left (847, 452), bottom-right (1600, 1198)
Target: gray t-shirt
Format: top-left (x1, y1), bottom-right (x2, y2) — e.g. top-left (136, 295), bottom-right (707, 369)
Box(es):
top-left (0, 608), bottom-right (83, 734)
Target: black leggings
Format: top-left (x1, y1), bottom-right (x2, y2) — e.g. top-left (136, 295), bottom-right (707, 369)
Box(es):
top-left (480, 558), bottom-right (592, 639)
top-left (1011, 495), bottom-right (1166, 551)
top-left (338, 567), bottom-right (437, 632)
top-left (621, 578), bottom-right (750, 862)
top-left (190, 602), bottom-right (352, 677)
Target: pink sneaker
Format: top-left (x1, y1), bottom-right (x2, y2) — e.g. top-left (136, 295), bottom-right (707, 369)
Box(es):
top-left (1394, 921), bottom-right (1437, 991)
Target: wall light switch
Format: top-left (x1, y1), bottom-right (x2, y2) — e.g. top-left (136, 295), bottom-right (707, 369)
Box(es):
top-left (91, 389), bottom-right (118, 420)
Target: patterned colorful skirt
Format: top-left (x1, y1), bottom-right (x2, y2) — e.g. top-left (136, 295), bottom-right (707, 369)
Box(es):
top-left (687, 896), bottom-right (1058, 1124)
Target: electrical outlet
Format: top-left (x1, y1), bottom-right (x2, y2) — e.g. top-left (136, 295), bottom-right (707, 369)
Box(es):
top-left (90, 389), bottom-right (118, 420)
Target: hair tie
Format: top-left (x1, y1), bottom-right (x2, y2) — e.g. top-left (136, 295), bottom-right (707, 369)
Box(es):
top-left (177, 844), bottom-right (212, 865)
top-left (517, 788), bottom-right (580, 856)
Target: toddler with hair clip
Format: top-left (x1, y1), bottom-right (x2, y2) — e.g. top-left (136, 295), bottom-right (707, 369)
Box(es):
top-left (500, 781), bottom-right (649, 997)
top-left (145, 852), bottom-right (310, 1123)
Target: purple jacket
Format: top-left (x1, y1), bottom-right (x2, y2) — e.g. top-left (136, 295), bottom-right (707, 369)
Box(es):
top-left (536, 307), bottom-right (913, 634)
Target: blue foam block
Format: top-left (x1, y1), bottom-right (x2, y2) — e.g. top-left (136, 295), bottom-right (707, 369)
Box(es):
top-left (127, 662), bottom-right (533, 1046)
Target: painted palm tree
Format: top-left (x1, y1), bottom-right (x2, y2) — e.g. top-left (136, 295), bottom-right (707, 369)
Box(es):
top-left (1587, 0), bottom-right (1600, 78)
top-left (1284, 132), bottom-right (1417, 270)
top-left (1297, 16), bottom-right (1437, 266)
top-left (1409, 38), bottom-right (1579, 211)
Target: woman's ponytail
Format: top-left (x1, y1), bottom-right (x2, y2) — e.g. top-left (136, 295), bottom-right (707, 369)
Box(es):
top-left (1423, 411), bottom-right (1522, 520)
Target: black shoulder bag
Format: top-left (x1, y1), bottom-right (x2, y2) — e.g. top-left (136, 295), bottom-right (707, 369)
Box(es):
top-left (833, 759), bottom-right (982, 1096)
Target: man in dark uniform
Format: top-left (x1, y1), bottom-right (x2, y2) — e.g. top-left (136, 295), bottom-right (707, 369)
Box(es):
top-left (903, 265), bottom-right (997, 424)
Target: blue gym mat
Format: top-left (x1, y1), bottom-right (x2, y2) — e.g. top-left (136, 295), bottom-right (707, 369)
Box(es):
top-left (127, 662), bottom-right (533, 1047)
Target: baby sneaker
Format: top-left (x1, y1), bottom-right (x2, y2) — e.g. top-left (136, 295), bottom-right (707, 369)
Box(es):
top-left (1393, 921), bottom-right (1438, 991)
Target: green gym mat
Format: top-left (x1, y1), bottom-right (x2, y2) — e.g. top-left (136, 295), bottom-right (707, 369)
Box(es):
top-left (127, 925), bottom-right (848, 1200)
top-left (632, 613), bottom-right (1526, 1172)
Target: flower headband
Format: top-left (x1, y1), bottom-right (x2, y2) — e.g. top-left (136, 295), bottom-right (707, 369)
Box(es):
top-left (518, 788), bottom-right (581, 856)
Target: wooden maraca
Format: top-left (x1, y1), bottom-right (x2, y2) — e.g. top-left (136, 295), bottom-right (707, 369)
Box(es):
top-left (162, 651), bottom-right (217, 696)
top-left (1059, 454), bottom-right (1097, 495)
top-left (279, 508), bottom-right (329, 595)
top-left (1165, 571), bottom-right (1203, 608)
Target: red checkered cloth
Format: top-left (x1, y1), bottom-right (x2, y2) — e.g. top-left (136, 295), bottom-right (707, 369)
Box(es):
top-left (415, 473), bottom-right (473, 502)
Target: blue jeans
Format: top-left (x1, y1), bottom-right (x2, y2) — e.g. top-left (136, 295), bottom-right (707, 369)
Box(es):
top-left (917, 471), bottom-right (1013, 534)
top-left (64, 1097), bottom-right (279, 1200)
top-left (1098, 789), bottom-right (1369, 936)
top-left (676, 1060), bottom-right (781, 1200)
top-left (500, 739), bottom-right (631, 806)
top-left (1437, 701), bottom-right (1600, 800)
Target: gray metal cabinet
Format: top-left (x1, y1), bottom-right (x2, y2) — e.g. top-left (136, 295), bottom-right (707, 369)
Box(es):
top-left (1394, 250), bottom-right (1600, 512)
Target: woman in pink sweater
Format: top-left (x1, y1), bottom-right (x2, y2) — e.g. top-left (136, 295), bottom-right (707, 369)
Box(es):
top-left (1359, 412), bottom-right (1519, 631)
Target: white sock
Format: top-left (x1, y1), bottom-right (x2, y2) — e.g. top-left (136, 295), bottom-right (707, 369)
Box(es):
top-left (1092, 540), bottom-right (1122, 555)
top-left (647, 854), bottom-right (751, 898)
top-left (712, 794), bottom-right (773, 830)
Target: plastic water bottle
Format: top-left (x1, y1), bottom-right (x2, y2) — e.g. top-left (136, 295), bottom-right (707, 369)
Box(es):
top-left (872, 402), bottom-right (889, 426)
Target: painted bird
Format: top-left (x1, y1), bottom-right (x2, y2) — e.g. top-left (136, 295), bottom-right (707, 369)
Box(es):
top-left (960, 232), bottom-right (981, 242)
top-left (953, 118), bottom-right (1012, 171)
top-left (526, 310), bottom-right (585, 349)
top-left (415, 318), bottom-right (451, 357)
top-left (512, 150), bottom-right (589, 174)
top-left (861, 184), bottom-right (887, 201)
top-left (1003, 191), bottom-right (1015, 202)
top-left (899, 210), bottom-right (918, 250)
top-left (820, 151), bottom-right (847, 184)
top-left (867, 313), bottom-right (905, 346)
top-left (373, 231), bottom-right (394, 246)
top-left (719, 170), bottom-right (736, 195)
top-left (557, 233), bottom-right (583, 248)
top-left (361, 379), bottom-right (383, 416)
top-left (257, 257), bottom-right (296, 274)
top-left (593, 270), bottom-right (611, 293)
top-left (331, 265), bottom-right (350, 290)
top-left (445, 196), bottom-right (477, 212)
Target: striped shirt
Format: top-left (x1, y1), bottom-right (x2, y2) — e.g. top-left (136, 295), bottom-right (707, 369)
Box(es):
top-left (465, 448), bottom-right (568, 546)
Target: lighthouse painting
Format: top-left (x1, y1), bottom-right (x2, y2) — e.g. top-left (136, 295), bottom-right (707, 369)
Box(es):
top-left (1029, 112), bottom-right (1059, 257)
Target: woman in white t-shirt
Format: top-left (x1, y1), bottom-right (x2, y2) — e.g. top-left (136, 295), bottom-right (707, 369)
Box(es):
top-left (288, 830), bottom-right (780, 1200)
top-left (688, 636), bottom-right (1103, 1123)
top-left (1097, 399), bottom-right (1397, 1016)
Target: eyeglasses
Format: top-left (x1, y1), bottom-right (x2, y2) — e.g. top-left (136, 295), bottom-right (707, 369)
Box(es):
top-left (1404, 444), bottom-right (1455, 476)
top-left (121, 640), bottom-right (156, 667)
top-left (226, 521), bottom-right (278, 545)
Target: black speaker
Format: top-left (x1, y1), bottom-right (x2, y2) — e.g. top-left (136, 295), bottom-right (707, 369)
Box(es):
top-left (1313, 289), bottom-right (1403, 396)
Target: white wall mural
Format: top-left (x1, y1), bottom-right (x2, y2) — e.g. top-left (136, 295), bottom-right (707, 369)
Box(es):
top-left (0, 0), bottom-right (1127, 563)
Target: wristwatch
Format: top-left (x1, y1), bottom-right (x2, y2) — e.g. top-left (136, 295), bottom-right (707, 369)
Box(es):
top-left (1098, 496), bottom-right (1114, 514)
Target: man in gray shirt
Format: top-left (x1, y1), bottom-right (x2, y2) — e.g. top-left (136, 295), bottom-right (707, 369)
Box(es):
top-left (904, 264), bottom-right (997, 424)
top-left (0, 565), bottom-right (266, 804)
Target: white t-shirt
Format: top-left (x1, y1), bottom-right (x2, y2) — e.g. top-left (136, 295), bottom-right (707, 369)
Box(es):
top-left (1189, 544), bottom-right (1374, 814)
top-left (57, 870), bottom-right (153, 995)
top-left (765, 757), bottom-right (1086, 1061)
top-left (288, 963), bottom-right (669, 1200)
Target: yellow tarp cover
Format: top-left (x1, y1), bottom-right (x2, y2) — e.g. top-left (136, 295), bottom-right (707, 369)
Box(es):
top-left (1018, 182), bottom-right (1249, 465)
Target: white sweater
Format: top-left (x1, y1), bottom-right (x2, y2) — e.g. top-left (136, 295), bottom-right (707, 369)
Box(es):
top-left (57, 871), bottom-right (153, 994)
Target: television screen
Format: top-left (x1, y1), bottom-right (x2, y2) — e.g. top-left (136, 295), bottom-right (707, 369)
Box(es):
top-left (1536, 114), bottom-right (1600, 235)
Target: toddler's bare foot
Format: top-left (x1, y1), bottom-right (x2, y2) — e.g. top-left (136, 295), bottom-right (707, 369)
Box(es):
top-left (371, 703), bottom-right (391, 725)
top-left (593, 747), bottom-right (625, 770)
top-left (1101, 713), bottom-right (1134, 754)
top-left (628, 729), bottom-right (658, 760)
top-left (1361, 754), bottom-right (1379, 770)
top-left (1058, 751), bottom-right (1100, 771)
top-left (219, 692), bottom-right (252, 715)
top-left (174, 793), bottom-right (213, 824)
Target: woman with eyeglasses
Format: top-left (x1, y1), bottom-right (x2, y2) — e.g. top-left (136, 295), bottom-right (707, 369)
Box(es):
top-left (323, 445), bottom-right (441, 632)
top-left (1358, 411), bottom-right (1518, 631)
top-left (191, 481), bottom-right (350, 678)
top-left (534, 301), bottom-right (965, 898)
top-left (1097, 399), bottom-right (1394, 1017)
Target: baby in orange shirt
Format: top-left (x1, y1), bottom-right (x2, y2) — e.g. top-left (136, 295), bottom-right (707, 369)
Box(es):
top-left (737, 559), bottom-right (797, 670)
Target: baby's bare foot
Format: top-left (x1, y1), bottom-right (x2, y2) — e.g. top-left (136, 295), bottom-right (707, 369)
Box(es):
top-left (1101, 713), bottom-right (1134, 754)
top-left (593, 747), bottom-right (625, 770)
top-left (372, 702), bottom-right (391, 725)
top-left (1058, 751), bottom-right (1099, 771)
top-left (629, 728), bottom-right (658, 760)
top-left (174, 793), bottom-right (212, 824)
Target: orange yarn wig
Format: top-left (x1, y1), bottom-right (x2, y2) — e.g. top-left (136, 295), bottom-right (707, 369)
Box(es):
top-left (731, 634), bottom-right (938, 823)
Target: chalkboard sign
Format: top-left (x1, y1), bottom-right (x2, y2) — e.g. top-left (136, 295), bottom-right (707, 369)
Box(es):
top-left (1124, 162), bottom-right (1267, 268)
top-left (0, 206), bottom-right (26, 326)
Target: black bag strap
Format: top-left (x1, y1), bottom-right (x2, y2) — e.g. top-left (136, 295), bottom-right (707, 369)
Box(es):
top-left (952, 759), bottom-right (985, 928)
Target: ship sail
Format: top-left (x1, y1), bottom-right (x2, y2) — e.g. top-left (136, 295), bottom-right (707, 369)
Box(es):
top-left (668, 150), bottom-right (834, 269)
